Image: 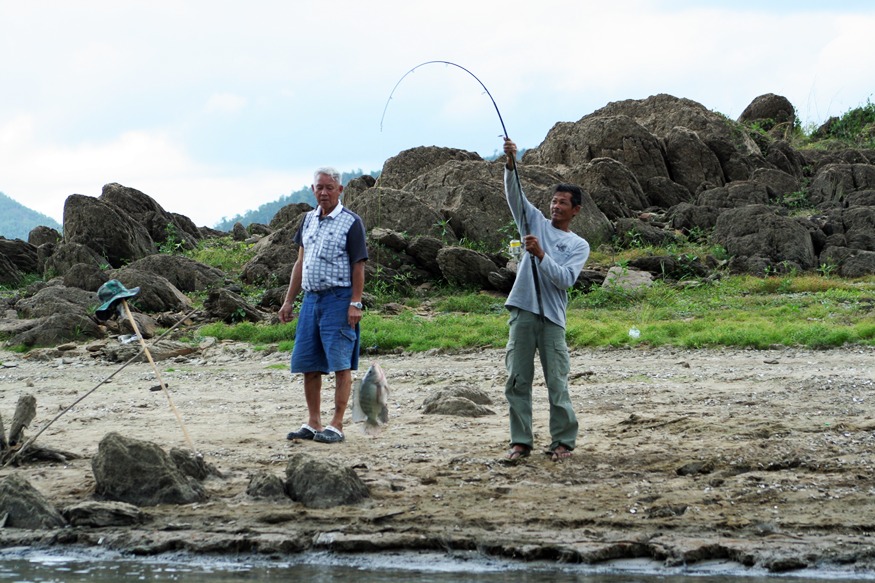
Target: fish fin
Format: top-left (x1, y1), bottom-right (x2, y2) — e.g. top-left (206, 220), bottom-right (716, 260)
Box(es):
top-left (363, 422), bottom-right (383, 437)
top-left (351, 380), bottom-right (366, 423)
top-left (378, 405), bottom-right (389, 425)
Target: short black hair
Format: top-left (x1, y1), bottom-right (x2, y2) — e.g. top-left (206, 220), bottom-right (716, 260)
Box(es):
top-left (553, 183), bottom-right (583, 207)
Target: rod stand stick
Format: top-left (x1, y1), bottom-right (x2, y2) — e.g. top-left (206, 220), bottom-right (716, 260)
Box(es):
top-left (122, 300), bottom-right (195, 452)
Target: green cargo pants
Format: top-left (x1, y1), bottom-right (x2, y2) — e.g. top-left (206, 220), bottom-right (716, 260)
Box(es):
top-left (504, 307), bottom-right (578, 452)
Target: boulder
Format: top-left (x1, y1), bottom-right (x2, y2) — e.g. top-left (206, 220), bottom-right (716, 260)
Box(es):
top-left (126, 254), bottom-right (226, 292)
top-left (5, 313), bottom-right (105, 348)
top-left (751, 168), bottom-right (801, 200)
top-left (0, 238), bottom-right (39, 274)
top-left (63, 193), bottom-right (155, 268)
top-left (63, 263), bottom-right (109, 292)
top-left (341, 174), bottom-right (376, 207)
top-left (28, 226), bottom-right (61, 247)
top-left (696, 181), bottom-right (770, 208)
top-left (246, 471), bottom-right (287, 500)
top-left (602, 266), bottom-right (653, 290)
top-left (105, 269), bottom-right (193, 314)
top-left (566, 157), bottom-right (650, 221)
top-left (377, 145), bottom-right (482, 190)
top-left (14, 285), bottom-right (98, 319)
top-left (528, 114), bottom-right (670, 186)
top-left (436, 247), bottom-right (499, 289)
top-left (203, 288), bottom-right (264, 323)
top-left (92, 432), bottom-right (207, 506)
top-left (61, 500), bottom-right (145, 527)
top-left (808, 164), bottom-right (875, 207)
top-left (347, 187), bottom-right (450, 241)
top-left (668, 202), bottom-right (722, 234)
top-left (41, 241), bottom-right (107, 278)
top-left (642, 176), bottom-right (695, 209)
top-left (614, 218), bottom-right (680, 248)
top-left (100, 182), bottom-right (199, 250)
top-left (284, 452), bottom-right (368, 508)
top-left (240, 223), bottom-right (299, 286)
top-left (663, 126), bottom-right (725, 195)
top-left (820, 246), bottom-right (875, 278)
top-left (0, 254), bottom-right (21, 287)
top-left (269, 202), bottom-right (313, 229)
top-left (714, 205), bottom-right (817, 270)
top-left (231, 222), bottom-right (248, 241)
top-left (406, 236), bottom-right (444, 275)
top-left (0, 474), bottom-right (66, 529)
top-left (738, 93), bottom-right (796, 135)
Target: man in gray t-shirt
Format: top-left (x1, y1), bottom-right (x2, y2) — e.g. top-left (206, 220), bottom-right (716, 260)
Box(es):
top-left (502, 138), bottom-right (590, 462)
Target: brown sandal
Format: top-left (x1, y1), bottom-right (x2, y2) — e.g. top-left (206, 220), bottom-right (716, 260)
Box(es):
top-left (505, 444), bottom-right (531, 460)
top-left (550, 444), bottom-right (573, 462)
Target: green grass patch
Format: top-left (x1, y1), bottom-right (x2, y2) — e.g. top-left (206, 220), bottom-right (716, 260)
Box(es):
top-left (191, 274), bottom-right (874, 353)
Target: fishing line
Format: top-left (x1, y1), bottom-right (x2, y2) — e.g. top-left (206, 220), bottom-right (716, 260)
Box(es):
top-left (380, 60), bottom-right (544, 320)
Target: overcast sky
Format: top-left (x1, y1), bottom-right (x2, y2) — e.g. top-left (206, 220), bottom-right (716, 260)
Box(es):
top-left (2, 1), bottom-right (873, 227)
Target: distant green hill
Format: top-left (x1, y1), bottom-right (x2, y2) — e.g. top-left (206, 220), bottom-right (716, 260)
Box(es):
top-left (0, 191), bottom-right (62, 240)
top-left (213, 169), bottom-right (379, 231)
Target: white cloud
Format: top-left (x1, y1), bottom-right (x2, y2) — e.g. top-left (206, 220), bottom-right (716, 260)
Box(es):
top-left (0, 116), bottom-right (309, 226)
top-left (204, 93), bottom-right (248, 115)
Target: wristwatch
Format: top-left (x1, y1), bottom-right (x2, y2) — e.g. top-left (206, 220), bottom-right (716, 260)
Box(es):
top-left (350, 301), bottom-right (363, 309)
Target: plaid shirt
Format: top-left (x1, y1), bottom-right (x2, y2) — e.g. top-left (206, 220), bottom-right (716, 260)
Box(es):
top-left (294, 204), bottom-right (368, 291)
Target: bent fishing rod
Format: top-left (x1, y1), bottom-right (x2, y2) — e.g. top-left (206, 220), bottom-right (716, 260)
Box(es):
top-left (381, 60), bottom-right (545, 321)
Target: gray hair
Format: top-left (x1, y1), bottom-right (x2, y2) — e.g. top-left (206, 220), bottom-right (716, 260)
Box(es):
top-left (313, 167), bottom-right (341, 185)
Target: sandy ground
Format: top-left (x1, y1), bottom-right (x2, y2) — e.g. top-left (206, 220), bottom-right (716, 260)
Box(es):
top-left (1, 339), bottom-right (875, 575)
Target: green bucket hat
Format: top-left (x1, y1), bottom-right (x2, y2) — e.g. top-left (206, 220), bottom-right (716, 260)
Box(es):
top-left (95, 279), bottom-right (141, 321)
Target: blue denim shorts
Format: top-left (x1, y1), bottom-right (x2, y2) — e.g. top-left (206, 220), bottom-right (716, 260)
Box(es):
top-left (291, 287), bottom-right (360, 374)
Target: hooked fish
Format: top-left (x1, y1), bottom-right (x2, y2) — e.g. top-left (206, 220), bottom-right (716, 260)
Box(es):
top-left (352, 363), bottom-right (390, 435)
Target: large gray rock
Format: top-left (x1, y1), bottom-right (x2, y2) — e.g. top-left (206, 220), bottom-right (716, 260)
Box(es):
top-left (529, 115), bottom-right (670, 186)
top-left (4, 313), bottom-right (104, 347)
top-left (808, 164), bottom-right (875, 207)
top-left (284, 452), bottom-right (368, 508)
top-left (696, 181), bottom-right (770, 208)
top-left (347, 187), bottom-right (450, 241)
top-left (100, 182), bottom-right (200, 250)
top-left (203, 288), bottom-right (264, 323)
top-left (126, 254), bottom-right (226, 292)
top-left (820, 246), bottom-right (875, 278)
top-left (63, 262), bottom-right (109, 292)
top-left (61, 500), bottom-right (145, 527)
top-left (0, 239), bottom-right (39, 275)
top-left (0, 474), bottom-right (66, 529)
top-left (436, 247), bottom-right (499, 289)
top-left (269, 202), bottom-right (312, 230)
top-left (92, 432), bottom-right (207, 506)
top-left (41, 241), bottom-right (106, 278)
top-left (240, 223), bottom-right (299, 286)
top-left (738, 93), bottom-right (796, 133)
top-left (714, 205), bottom-right (817, 270)
top-left (664, 126), bottom-right (725, 195)
top-left (14, 285), bottom-right (98, 319)
top-left (28, 226), bottom-right (61, 247)
top-left (104, 269), bottom-right (193, 315)
top-left (566, 157), bottom-right (651, 221)
top-left (63, 194), bottom-right (156, 268)
top-left (377, 145), bottom-right (482, 190)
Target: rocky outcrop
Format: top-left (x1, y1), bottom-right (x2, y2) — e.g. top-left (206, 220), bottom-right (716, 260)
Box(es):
top-left (0, 474), bottom-right (67, 529)
top-left (63, 194), bottom-right (155, 268)
top-left (92, 433), bottom-right (208, 506)
top-left (284, 452), bottom-right (369, 508)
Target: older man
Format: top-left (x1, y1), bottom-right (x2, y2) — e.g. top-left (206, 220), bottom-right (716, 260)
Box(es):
top-left (279, 167), bottom-right (368, 444)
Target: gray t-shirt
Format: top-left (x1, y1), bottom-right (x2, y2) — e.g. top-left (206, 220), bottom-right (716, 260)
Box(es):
top-left (504, 169), bottom-right (590, 328)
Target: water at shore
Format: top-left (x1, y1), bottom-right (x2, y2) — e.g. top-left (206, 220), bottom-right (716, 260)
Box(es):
top-left (2, 549), bottom-right (874, 583)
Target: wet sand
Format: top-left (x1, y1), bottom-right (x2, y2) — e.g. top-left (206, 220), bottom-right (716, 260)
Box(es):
top-left (1, 341), bottom-right (874, 576)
